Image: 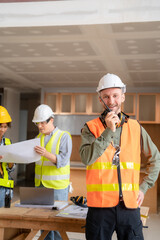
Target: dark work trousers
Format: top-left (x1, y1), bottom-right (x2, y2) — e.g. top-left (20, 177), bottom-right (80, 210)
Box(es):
top-left (86, 201), bottom-right (144, 240)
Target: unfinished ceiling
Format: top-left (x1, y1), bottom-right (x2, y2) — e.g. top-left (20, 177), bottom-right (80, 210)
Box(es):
top-left (0, 21), bottom-right (160, 92)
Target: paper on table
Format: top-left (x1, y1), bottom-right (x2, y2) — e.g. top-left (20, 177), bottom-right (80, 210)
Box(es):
top-left (0, 138), bottom-right (41, 164)
top-left (56, 204), bottom-right (88, 219)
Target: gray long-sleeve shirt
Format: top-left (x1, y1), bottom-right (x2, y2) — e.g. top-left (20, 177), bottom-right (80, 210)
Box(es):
top-left (79, 119), bottom-right (160, 195)
top-left (44, 127), bottom-right (72, 168)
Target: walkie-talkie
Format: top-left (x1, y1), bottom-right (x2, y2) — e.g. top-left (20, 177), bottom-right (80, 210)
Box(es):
top-left (99, 96), bottom-right (126, 128)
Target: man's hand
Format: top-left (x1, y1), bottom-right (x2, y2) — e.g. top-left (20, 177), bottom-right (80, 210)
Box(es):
top-left (34, 146), bottom-right (46, 156)
top-left (137, 190), bottom-right (144, 207)
top-left (0, 155), bottom-right (3, 160)
top-left (34, 146), bottom-right (57, 164)
top-left (105, 112), bottom-right (120, 132)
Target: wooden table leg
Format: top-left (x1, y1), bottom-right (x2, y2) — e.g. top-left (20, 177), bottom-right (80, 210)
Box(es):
top-left (59, 231), bottom-right (69, 240)
top-left (12, 233), bottom-right (28, 240)
top-left (0, 228), bottom-right (4, 240)
top-left (38, 230), bottom-right (50, 240)
top-left (24, 229), bottom-right (39, 240)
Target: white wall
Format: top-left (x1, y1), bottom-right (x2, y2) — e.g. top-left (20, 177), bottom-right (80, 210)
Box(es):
top-left (3, 88), bottom-right (20, 143)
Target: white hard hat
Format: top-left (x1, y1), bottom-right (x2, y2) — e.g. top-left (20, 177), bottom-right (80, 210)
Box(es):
top-left (96, 73), bottom-right (126, 93)
top-left (32, 104), bottom-right (54, 123)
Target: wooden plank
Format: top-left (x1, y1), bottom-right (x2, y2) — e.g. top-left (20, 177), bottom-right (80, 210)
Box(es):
top-left (0, 218), bottom-right (85, 233)
top-left (59, 230), bottom-right (69, 240)
top-left (0, 207), bottom-right (32, 219)
top-left (24, 229), bottom-right (38, 240)
top-left (0, 228), bottom-right (4, 239)
top-left (12, 233), bottom-right (27, 240)
top-left (38, 230), bottom-right (50, 240)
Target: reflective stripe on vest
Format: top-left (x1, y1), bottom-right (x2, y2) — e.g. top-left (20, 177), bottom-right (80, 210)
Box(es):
top-left (86, 117), bottom-right (141, 208)
top-left (35, 130), bottom-right (71, 189)
top-left (1, 138), bottom-right (14, 189)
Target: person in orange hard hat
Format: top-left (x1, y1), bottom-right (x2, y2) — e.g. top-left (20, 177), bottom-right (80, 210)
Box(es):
top-left (0, 106), bottom-right (15, 208)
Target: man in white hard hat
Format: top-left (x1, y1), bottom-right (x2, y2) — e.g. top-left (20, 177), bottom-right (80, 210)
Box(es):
top-left (32, 104), bottom-right (72, 240)
top-left (79, 73), bottom-right (160, 240)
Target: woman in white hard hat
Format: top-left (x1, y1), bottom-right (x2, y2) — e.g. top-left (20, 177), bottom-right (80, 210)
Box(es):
top-left (80, 73), bottom-right (160, 240)
top-left (0, 106), bottom-right (15, 208)
top-left (32, 104), bottom-right (72, 240)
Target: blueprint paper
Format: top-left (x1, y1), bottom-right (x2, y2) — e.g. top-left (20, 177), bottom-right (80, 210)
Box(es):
top-left (56, 204), bottom-right (88, 219)
top-left (0, 138), bottom-right (40, 164)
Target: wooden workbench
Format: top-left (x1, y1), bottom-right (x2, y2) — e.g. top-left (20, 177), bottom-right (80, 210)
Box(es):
top-left (0, 205), bottom-right (85, 240)
top-left (0, 204), bottom-right (149, 240)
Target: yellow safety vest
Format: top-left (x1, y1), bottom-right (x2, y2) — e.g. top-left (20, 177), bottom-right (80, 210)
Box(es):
top-left (35, 129), bottom-right (71, 189)
top-left (0, 138), bottom-right (14, 189)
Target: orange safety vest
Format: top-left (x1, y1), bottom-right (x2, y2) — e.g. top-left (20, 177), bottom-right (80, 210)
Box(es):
top-left (86, 117), bottom-right (141, 208)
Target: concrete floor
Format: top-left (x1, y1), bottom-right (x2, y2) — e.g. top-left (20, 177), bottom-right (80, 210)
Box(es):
top-left (12, 186), bottom-right (160, 240)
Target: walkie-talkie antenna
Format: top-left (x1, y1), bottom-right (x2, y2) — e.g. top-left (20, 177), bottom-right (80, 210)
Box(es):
top-left (99, 96), bottom-right (111, 112)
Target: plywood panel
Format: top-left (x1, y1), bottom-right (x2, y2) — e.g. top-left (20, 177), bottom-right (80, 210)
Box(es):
top-left (140, 173), bottom-right (157, 213)
top-left (69, 169), bottom-right (87, 199)
top-left (70, 135), bottom-right (81, 162)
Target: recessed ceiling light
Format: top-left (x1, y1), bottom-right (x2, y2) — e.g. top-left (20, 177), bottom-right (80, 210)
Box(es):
top-left (92, 68), bottom-right (99, 71)
top-left (132, 63), bottom-right (140, 66)
top-left (10, 65), bottom-right (17, 68)
top-left (15, 68), bottom-right (23, 72)
top-left (27, 65), bottom-right (34, 68)
top-left (59, 29), bottom-right (70, 33)
top-left (30, 30), bottom-right (42, 34)
top-left (124, 27), bottom-right (135, 31)
top-left (79, 53), bottom-right (88, 56)
top-left (45, 43), bottom-right (54, 47)
top-left (75, 48), bottom-right (83, 51)
top-left (33, 53), bottom-right (41, 56)
top-left (51, 48), bottom-right (59, 51)
top-left (21, 44), bottom-right (30, 47)
top-left (132, 59), bottom-right (141, 62)
top-left (3, 31), bottom-right (14, 35)
top-left (4, 49), bottom-right (12, 53)
top-left (128, 46), bottom-right (138, 49)
top-left (12, 54), bottom-right (19, 57)
top-left (69, 65), bottom-right (76, 68)
top-left (56, 53), bottom-right (65, 56)
top-left (131, 50), bottom-right (139, 54)
top-left (85, 61), bottom-right (93, 64)
top-left (73, 43), bottom-right (80, 46)
top-left (126, 40), bottom-right (136, 44)
top-left (24, 62), bottom-right (32, 65)
top-left (135, 66), bottom-right (142, 70)
top-left (27, 49), bottom-right (35, 52)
